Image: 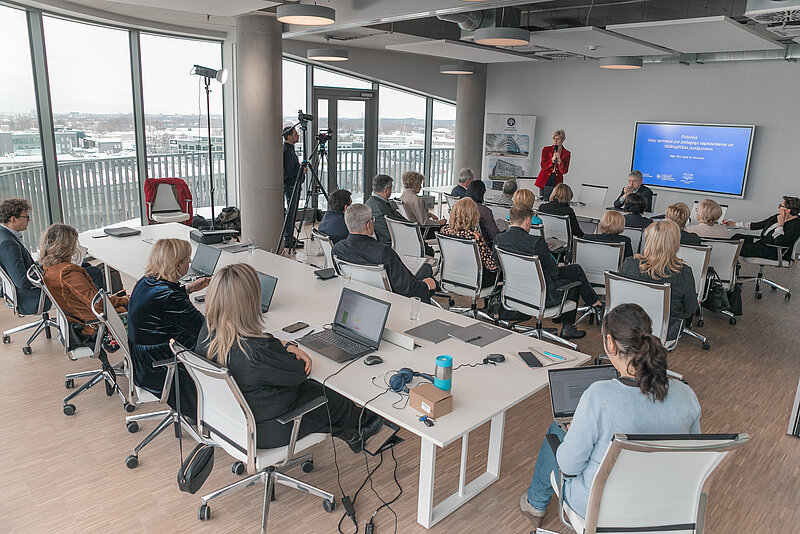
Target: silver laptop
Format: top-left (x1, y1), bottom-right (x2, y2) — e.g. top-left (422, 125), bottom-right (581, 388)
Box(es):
top-left (298, 288), bottom-right (391, 362)
top-left (182, 244), bottom-right (221, 280)
top-left (548, 365), bottom-right (619, 431)
top-left (257, 271), bottom-right (278, 313)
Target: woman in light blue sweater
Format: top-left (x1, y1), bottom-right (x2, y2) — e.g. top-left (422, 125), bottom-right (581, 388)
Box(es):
top-left (520, 303), bottom-right (701, 529)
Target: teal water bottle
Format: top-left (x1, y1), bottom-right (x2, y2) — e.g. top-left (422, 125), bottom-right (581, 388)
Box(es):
top-left (434, 355), bottom-right (453, 392)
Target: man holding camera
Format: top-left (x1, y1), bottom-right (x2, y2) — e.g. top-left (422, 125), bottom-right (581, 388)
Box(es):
top-left (282, 126), bottom-right (304, 249)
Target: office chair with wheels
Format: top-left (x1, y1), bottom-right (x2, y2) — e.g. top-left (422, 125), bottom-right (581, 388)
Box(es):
top-left (146, 179), bottom-right (191, 224)
top-left (535, 211), bottom-right (572, 260)
top-left (700, 238), bottom-right (743, 325)
top-left (677, 244), bottom-right (712, 350)
top-left (436, 233), bottom-right (495, 320)
top-left (0, 263), bottom-right (56, 354)
top-left (311, 229), bottom-right (334, 270)
top-left (571, 239), bottom-right (625, 325)
top-left (386, 217), bottom-right (426, 258)
top-left (622, 227), bottom-right (644, 254)
top-left (578, 184), bottom-right (609, 206)
top-left (171, 340), bottom-right (336, 532)
top-left (739, 239), bottom-right (800, 300)
top-left (333, 257), bottom-right (392, 292)
top-left (548, 432), bottom-right (749, 534)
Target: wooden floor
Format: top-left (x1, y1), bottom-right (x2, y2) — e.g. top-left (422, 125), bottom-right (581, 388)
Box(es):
top-left (1, 258), bottom-right (799, 534)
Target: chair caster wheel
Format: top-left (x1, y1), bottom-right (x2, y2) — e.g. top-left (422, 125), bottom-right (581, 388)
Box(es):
top-left (702, 342), bottom-right (711, 351)
top-left (301, 460), bottom-right (314, 473)
top-left (63, 403), bottom-right (76, 416)
top-left (448, 299), bottom-right (455, 307)
top-left (786, 293), bottom-right (791, 301)
top-left (755, 293), bottom-right (762, 299)
top-left (696, 320), bottom-right (704, 327)
top-left (124, 402), bottom-right (136, 413)
top-left (323, 499), bottom-right (336, 513)
top-left (771, 286), bottom-right (777, 291)
top-left (198, 504), bottom-right (210, 521)
top-left (3, 334), bottom-right (10, 344)
top-left (231, 461), bottom-right (245, 475)
top-left (125, 455), bottom-right (138, 468)
top-left (65, 378), bottom-right (75, 389)
top-left (729, 317), bottom-right (737, 325)
top-left (127, 421), bottom-right (139, 433)
top-left (22, 346), bottom-right (32, 355)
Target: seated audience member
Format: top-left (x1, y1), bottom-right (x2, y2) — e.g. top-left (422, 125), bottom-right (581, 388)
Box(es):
top-left (332, 203), bottom-right (436, 303)
top-left (723, 196), bottom-right (800, 261)
top-left (619, 220), bottom-right (697, 341)
top-left (0, 197), bottom-right (50, 315)
top-left (494, 205), bottom-right (602, 340)
top-left (399, 170), bottom-right (445, 228)
top-left (127, 239), bottom-right (210, 419)
top-left (613, 170), bottom-right (654, 212)
top-left (687, 199), bottom-right (730, 239)
top-left (39, 224), bottom-right (128, 338)
top-left (466, 180), bottom-right (500, 243)
top-left (495, 180), bottom-right (517, 208)
top-left (450, 168), bottom-right (474, 198)
top-left (582, 210), bottom-right (634, 258)
top-left (511, 189), bottom-right (542, 225)
top-left (318, 189), bottom-right (352, 244)
top-left (537, 183), bottom-right (584, 237)
top-left (623, 192), bottom-right (653, 229)
top-left (196, 263), bottom-right (384, 452)
top-left (521, 303), bottom-right (701, 529)
top-left (365, 174), bottom-right (408, 245)
top-left (665, 202), bottom-right (702, 246)
top-left (439, 198), bottom-right (498, 287)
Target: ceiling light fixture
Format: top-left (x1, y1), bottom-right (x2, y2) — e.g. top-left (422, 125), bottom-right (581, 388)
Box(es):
top-left (307, 47), bottom-right (349, 61)
top-left (474, 26), bottom-right (530, 46)
top-left (598, 56), bottom-right (643, 69)
top-left (276, 4), bottom-right (335, 26)
top-left (440, 64), bottom-right (474, 75)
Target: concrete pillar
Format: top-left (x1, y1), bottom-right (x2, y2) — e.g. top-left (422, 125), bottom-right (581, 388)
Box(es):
top-left (235, 14), bottom-right (284, 251)
top-left (453, 64), bottom-right (487, 183)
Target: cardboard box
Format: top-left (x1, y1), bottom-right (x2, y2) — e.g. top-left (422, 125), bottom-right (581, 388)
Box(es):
top-left (409, 383), bottom-right (452, 419)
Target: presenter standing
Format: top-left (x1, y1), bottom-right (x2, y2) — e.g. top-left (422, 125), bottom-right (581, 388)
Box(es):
top-left (535, 129), bottom-right (570, 201)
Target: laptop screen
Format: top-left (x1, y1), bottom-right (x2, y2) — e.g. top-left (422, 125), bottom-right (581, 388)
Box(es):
top-left (548, 365), bottom-right (619, 419)
top-left (257, 271), bottom-right (278, 312)
top-left (332, 288), bottom-right (391, 348)
top-left (192, 244), bottom-right (221, 275)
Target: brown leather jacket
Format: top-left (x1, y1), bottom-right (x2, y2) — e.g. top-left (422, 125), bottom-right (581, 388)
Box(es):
top-left (43, 262), bottom-right (128, 335)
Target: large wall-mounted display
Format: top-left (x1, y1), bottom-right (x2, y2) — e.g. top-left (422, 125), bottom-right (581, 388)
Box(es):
top-left (631, 122), bottom-right (755, 198)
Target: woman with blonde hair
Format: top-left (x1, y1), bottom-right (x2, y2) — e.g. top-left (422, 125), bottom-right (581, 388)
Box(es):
top-left (665, 202), bottom-right (701, 245)
top-left (535, 129), bottom-right (570, 200)
top-left (195, 264), bottom-right (384, 452)
top-left (40, 223), bottom-right (128, 337)
top-left (439, 197), bottom-right (498, 286)
top-left (127, 238), bottom-right (209, 418)
top-left (511, 188), bottom-right (542, 225)
top-left (688, 199), bottom-right (730, 239)
top-left (619, 220), bottom-right (697, 341)
top-left (537, 183), bottom-right (584, 237)
top-left (581, 210), bottom-right (633, 258)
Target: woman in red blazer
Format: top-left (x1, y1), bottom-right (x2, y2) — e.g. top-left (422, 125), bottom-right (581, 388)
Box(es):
top-left (535, 129), bottom-right (570, 199)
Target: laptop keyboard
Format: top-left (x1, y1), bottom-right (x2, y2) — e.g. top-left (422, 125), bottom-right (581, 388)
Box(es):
top-left (315, 329), bottom-right (369, 355)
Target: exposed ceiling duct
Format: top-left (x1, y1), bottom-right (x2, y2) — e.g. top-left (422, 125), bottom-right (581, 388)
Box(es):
top-left (436, 11), bottom-right (490, 32)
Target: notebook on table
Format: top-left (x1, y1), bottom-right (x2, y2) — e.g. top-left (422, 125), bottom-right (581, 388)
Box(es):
top-left (257, 271), bottom-right (278, 313)
top-left (181, 244), bottom-right (222, 281)
top-left (548, 365), bottom-right (619, 431)
top-left (104, 226), bottom-right (141, 237)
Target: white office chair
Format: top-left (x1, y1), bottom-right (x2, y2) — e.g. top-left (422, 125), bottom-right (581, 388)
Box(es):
top-left (90, 289), bottom-right (202, 468)
top-left (443, 193), bottom-right (459, 210)
top-left (495, 246), bottom-right (579, 350)
top-left (392, 198), bottom-right (408, 220)
top-left (700, 238), bottom-right (743, 325)
top-left (549, 432), bottom-right (749, 534)
top-left (622, 227), bottom-right (644, 254)
top-left (604, 271), bottom-right (677, 351)
top-left (312, 228), bottom-right (334, 270)
top-left (148, 182), bottom-right (191, 224)
top-left (535, 211), bottom-right (572, 258)
top-left (436, 233), bottom-right (494, 320)
top-left (0, 263), bottom-right (57, 354)
top-left (26, 264), bottom-right (126, 416)
top-left (170, 340), bottom-right (335, 531)
top-left (485, 202), bottom-right (510, 223)
top-left (572, 238), bottom-right (625, 324)
top-left (689, 200), bottom-right (728, 224)
top-left (530, 223), bottom-right (545, 239)
top-left (579, 184), bottom-right (609, 206)
top-left (516, 177), bottom-right (537, 193)
top-left (386, 217), bottom-right (425, 258)
top-left (333, 257), bottom-right (392, 292)
top-left (650, 192), bottom-right (658, 212)
top-left (678, 244), bottom-right (712, 351)
top-left (739, 238), bottom-right (800, 300)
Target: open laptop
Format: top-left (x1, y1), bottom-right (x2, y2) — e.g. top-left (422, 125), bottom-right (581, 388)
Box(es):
top-left (298, 288), bottom-right (391, 362)
top-left (181, 244), bottom-right (221, 281)
top-left (549, 365), bottom-right (619, 431)
top-left (257, 271), bottom-right (278, 313)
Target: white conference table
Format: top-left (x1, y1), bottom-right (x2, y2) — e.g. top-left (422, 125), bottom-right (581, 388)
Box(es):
top-left (81, 222), bottom-right (590, 529)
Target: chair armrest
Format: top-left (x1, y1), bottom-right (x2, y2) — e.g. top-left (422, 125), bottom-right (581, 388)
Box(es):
top-left (555, 280), bottom-right (581, 292)
top-left (152, 358), bottom-right (177, 368)
top-left (277, 396), bottom-right (327, 425)
top-left (546, 433), bottom-right (561, 456)
top-left (766, 243), bottom-right (790, 266)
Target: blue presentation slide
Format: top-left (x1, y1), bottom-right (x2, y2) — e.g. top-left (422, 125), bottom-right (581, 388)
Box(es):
top-left (632, 122), bottom-right (754, 196)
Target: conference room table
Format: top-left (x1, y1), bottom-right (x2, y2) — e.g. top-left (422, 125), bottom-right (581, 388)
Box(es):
top-left (80, 222), bottom-right (591, 529)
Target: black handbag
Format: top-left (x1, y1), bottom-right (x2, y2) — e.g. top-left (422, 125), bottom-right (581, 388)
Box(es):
top-left (177, 443), bottom-right (215, 494)
top-left (727, 283), bottom-right (743, 316)
top-left (702, 267), bottom-right (730, 313)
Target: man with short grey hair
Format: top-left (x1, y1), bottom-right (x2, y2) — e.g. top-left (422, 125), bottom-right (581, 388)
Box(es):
top-left (333, 203), bottom-right (436, 302)
top-left (365, 174), bottom-right (408, 244)
top-left (495, 179), bottom-right (518, 208)
top-left (451, 168), bottom-right (474, 198)
top-left (613, 170), bottom-right (654, 212)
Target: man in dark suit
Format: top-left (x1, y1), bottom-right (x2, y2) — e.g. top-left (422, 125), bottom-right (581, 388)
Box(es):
top-left (493, 205), bottom-right (602, 339)
top-left (365, 174), bottom-right (408, 245)
top-left (318, 189), bottom-right (351, 244)
top-left (450, 168), bottom-right (474, 198)
top-left (725, 196), bottom-right (800, 261)
top-left (613, 170), bottom-right (654, 212)
top-left (282, 126), bottom-right (304, 249)
top-left (0, 198), bottom-right (49, 315)
top-left (333, 203), bottom-right (436, 303)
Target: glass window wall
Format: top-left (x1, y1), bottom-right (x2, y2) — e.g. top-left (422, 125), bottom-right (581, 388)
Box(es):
top-left (378, 86), bottom-right (426, 192)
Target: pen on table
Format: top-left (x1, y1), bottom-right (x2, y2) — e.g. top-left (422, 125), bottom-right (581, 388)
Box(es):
top-left (465, 335), bottom-right (482, 344)
top-left (295, 329), bottom-right (315, 341)
top-left (543, 350), bottom-right (565, 361)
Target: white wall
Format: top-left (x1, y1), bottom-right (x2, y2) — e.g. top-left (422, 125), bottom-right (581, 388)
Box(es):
top-left (486, 58), bottom-right (800, 221)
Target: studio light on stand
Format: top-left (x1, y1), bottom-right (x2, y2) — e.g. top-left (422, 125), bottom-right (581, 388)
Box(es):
top-left (189, 64), bottom-right (236, 244)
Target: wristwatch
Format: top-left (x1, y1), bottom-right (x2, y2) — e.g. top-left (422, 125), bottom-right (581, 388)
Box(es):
top-left (284, 340), bottom-right (298, 349)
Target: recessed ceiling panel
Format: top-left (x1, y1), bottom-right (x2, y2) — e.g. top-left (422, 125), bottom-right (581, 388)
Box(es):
top-left (607, 16), bottom-right (783, 54)
top-left (386, 39), bottom-right (539, 63)
top-left (529, 27), bottom-right (670, 57)
top-left (106, 0), bottom-right (279, 17)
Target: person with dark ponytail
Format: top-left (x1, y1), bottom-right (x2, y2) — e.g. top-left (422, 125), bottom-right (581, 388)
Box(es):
top-left (520, 303), bottom-right (701, 529)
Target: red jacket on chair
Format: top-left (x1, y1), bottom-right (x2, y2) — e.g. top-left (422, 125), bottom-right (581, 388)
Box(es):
top-left (144, 177), bottom-right (193, 225)
top-left (535, 145), bottom-right (571, 190)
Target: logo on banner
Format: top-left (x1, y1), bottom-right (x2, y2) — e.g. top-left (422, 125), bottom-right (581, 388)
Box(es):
top-left (507, 118), bottom-right (516, 126)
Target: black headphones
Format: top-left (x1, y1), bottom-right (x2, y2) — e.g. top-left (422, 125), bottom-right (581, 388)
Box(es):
top-left (388, 367), bottom-right (434, 394)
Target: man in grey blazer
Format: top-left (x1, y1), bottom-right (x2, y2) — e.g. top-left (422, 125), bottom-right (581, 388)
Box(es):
top-left (0, 198), bottom-right (48, 315)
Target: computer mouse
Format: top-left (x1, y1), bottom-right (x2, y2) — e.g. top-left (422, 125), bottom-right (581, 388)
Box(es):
top-left (364, 355), bottom-right (383, 366)
top-left (486, 353), bottom-right (505, 363)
